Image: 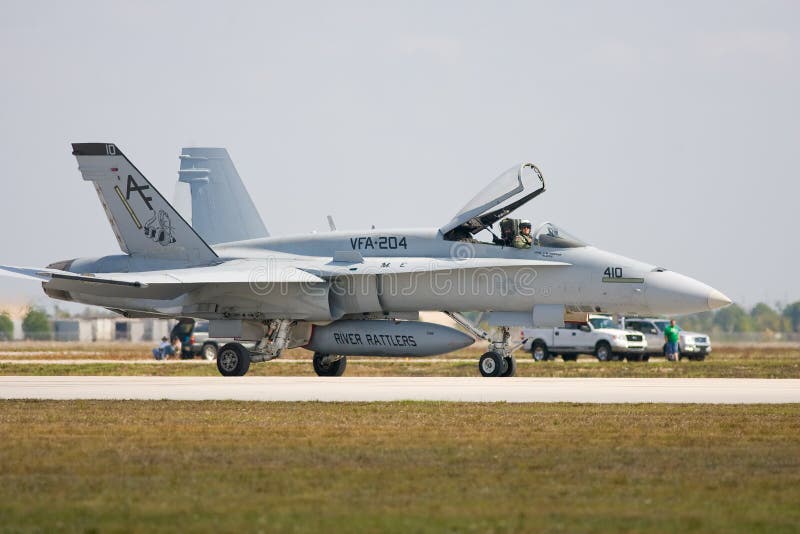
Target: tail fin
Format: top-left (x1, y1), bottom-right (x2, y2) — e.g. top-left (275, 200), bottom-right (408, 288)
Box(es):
top-left (178, 147), bottom-right (269, 245)
top-left (72, 143), bottom-right (218, 262)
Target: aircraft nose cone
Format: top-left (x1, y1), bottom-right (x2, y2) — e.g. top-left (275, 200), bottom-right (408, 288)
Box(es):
top-left (645, 271), bottom-right (731, 315)
top-left (708, 289), bottom-right (732, 310)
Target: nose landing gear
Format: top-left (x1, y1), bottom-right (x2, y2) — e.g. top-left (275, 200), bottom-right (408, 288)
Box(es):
top-left (478, 351), bottom-right (517, 377)
top-left (445, 312), bottom-right (520, 377)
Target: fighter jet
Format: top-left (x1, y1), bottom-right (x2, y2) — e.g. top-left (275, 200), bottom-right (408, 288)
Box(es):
top-left (0, 143), bottom-right (731, 377)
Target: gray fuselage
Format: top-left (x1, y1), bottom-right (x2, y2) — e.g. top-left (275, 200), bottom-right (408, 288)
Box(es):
top-left (53, 228), bottom-right (719, 321)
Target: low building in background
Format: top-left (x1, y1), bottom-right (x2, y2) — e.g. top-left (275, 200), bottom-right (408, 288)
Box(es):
top-left (51, 318), bottom-right (172, 342)
top-left (53, 320), bottom-right (94, 342)
top-left (12, 318), bottom-right (23, 340)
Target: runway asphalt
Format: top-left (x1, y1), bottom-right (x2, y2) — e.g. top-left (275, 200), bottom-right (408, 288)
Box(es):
top-left (1, 376), bottom-right (799, 403)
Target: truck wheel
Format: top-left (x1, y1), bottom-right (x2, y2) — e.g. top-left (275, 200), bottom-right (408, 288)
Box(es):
top-left (642, 354), bottom-right (650, 362)
top-left (595, 342), bottom-right (612, 362)
top-left (201, 343), bottom-right (218, 361)
top-left (531, 341), bottom-right (549, 362)
top-left (626, 354), bottom-right (642, 362)
top-left (479, 352), bottom-right (506, 377)
top-left (500, 355), bottom-right (517, 377)
top-left (216, 343), bottom-right (251, 377)
top-left (313, 353), bottom-right (347, 376)
top-left (690, 354), bottom-right (706, 361)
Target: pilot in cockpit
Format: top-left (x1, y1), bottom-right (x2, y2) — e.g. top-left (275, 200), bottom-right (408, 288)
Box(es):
top-left (513, 220), bottom-right (532, 249)
top-left (492, 218), bottom-right (532, 249)
top-left (494, 218), bottom-right (516, 247)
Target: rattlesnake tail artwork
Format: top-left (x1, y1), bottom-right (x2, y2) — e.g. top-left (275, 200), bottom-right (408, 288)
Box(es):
top-left (143, 212), bottom-right (158, 240)
top-left (156, 210), bottom-right (176, 246)
top-left (143, 210), bottom-right (175, 245)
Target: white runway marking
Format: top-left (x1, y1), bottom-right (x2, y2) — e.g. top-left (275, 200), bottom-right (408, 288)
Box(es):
top-left (1, 377), bottom-right (798, 403)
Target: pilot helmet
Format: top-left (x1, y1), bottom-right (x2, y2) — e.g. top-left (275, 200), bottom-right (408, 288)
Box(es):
top-left (499, 218), bottom-right (514, 231)
top-left (519, 219), bottom-right (532, 230)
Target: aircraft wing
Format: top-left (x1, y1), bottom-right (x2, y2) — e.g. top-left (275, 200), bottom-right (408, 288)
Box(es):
top-left (0, 260), bottom-right (325, 299)
top-left (0, 265), bottom-right (65, 282)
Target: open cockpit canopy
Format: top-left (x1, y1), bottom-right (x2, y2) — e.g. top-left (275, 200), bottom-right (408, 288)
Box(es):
top-left (440, 163), bottom-right (546, 239)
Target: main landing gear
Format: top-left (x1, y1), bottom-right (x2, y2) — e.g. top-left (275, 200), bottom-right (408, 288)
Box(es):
top-left (312, 352), bottom-right (347, 376)
top-left (445, 312), bottom-right (521, 377)
top-left (215, 320), bottom-right (353, 377)
top-left (217, 342), bottom-right (251, 376)
top-left (216, 319), bottom-right (294, 377)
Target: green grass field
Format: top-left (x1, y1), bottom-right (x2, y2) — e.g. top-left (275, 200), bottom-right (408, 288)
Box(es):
top-left (2, 341), bottom-right (800, 379)
top-left (2, 356), bottom-right (800, 378)
top-left (1, 342), bottom-right (798, 362)
top-left (1, 401), bottom-right (798, 532)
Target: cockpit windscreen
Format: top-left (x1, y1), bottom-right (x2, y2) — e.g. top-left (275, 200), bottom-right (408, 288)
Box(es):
top-left (531, 222), bottom-right (587, 249)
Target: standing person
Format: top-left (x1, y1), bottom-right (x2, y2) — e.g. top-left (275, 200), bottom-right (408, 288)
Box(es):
top-left (664, 319), bottom-right (680, 361)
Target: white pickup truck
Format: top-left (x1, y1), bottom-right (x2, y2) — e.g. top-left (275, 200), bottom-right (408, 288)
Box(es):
top-left (521, 314), bottom-right (648, 362)
top-left (622, 318), bottom-right (712, 361)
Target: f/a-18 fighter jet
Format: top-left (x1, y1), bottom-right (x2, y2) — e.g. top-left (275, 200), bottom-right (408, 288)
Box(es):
top-left (0, 143), bottom-right (731, 377)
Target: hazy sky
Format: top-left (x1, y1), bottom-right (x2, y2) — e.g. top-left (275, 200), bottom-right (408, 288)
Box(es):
top-left (0, 0), bottom-right (797, 311)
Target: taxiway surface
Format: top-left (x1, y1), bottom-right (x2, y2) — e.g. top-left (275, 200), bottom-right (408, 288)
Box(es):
top-left (1, 377), bottom-right (799, 403)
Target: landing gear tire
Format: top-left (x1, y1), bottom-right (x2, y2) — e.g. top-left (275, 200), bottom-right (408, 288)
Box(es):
top-left (202, 343), bottom-right (218, 361)
top-left (531, 341), bottom-right (549, 362)
top-left (500, 355), bottom-right (517, 377)
top-left (479, 351), bottom-right (506, 377)
top-left (313, 353), bottom-right (347, 376)
top-left (595, 342), bottom-right (612, 362)
top-left (217, 343), bottom-right (251, 376)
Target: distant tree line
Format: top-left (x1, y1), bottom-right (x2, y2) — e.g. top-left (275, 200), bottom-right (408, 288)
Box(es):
top-left (0, 305), bottom-right (121, 342)
top-left (22, 307), bottom-right (51, 340)
top-left (0, 307), bottom-right (53, 341)
top-left (0, 312), bottom-right (13, 340)
top-left (677, 301), bottom-right (800, 334)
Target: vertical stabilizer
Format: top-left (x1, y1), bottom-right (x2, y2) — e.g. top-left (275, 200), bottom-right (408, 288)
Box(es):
top-left (179, 147), bottom-right (269, 245)
top-left (72, 143), bottom-right (218, 263)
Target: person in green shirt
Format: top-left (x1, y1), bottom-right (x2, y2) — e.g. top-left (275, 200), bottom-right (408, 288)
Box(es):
top-left (513, 220), bottom-right (533, 249)
top-left (664, 319), bottom-right (680, 361)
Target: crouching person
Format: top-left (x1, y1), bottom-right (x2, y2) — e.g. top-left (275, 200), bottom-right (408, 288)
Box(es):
top-left (152, 336), bottom-right (175, 360)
